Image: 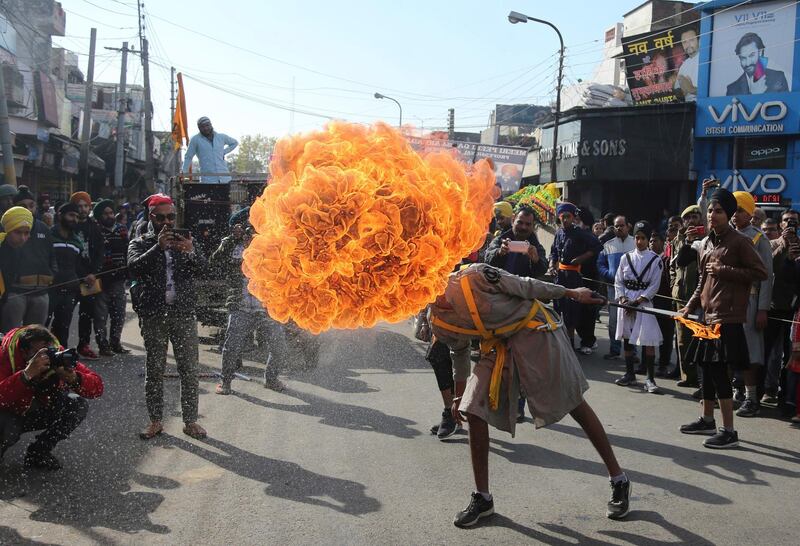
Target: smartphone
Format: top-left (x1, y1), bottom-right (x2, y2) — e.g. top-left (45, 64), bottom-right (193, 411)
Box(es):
top-left (507, 240), bottom-right (530, 254)
top-left (172, 228), bottom-right (191, 238)
top-left (692, 225), bottom-right (706, 236)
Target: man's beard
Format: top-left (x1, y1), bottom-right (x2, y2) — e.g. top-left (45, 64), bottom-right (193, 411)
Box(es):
top-left (60, 219), bottom-right (76, 231)
top-left (101, 218), bottom-right (115, 228)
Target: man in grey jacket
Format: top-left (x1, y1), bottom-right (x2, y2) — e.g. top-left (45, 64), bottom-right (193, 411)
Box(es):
top-left (211, 208), bottom-right (289, 395)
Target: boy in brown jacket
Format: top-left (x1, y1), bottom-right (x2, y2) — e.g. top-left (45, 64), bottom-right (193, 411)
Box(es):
top-left (678, 188), bottom-right (767, 449)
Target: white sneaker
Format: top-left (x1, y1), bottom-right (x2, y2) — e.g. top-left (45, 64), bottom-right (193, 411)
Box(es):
top-left (578, 346), bottom-right (593, 355)
top-left (644, 379), bottom-right (661, 394)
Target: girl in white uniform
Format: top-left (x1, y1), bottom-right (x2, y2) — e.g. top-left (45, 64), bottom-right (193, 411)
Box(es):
top-left (614, 221), bottom-right (663, 393)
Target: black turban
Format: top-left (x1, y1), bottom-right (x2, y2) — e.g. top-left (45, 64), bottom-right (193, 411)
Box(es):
top-left (710, 188), bottom-right (738, 219)
top-left (633, 220), bottom-right (653, 239)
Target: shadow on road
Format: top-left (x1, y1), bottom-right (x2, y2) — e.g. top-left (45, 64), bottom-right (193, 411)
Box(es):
top-left (488, 437), bottom-right (731, 505)
top-left (549, 423), bottom-right (800, 485)
top-left (468, 510), bottom-right (713, 545)
top-left (234, 388), bottom-right (421, 439)
top-left (0, 353), bottom-right (176, 541)
top-left (165, 435), bottom-right (381, 516)
top-left (290, 327), bottom-right (428, 394)
top-left (0, 526), bottom-right (60, 545)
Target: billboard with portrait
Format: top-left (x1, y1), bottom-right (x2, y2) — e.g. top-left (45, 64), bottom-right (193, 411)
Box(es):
top-left (708, 0), bottom-right (797, 97)
top-left (622, 23), bottom-right (701, 104)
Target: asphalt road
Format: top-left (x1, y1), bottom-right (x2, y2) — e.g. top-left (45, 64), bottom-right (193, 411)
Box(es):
top-left (1, 309), bottom-right (799, 545)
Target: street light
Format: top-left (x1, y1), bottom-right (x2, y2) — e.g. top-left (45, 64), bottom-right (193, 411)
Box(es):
top-left (508, 10), bottom-right (564, 183)
top-left (374, 92), bottom-right (403, 127)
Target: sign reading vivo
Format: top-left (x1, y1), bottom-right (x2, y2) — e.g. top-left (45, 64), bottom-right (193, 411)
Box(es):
top-left (696, 94), bottom-right (799, 135)
top-left (710, 169), bottom-right (789, 193)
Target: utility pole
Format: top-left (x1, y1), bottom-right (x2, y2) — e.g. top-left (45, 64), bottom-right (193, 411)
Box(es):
top-left (447, 108), bottom-right (455, 140)
top-left (109, 42), bottom-right (129, 189)
top-left (170, 66), bottom-right (178, 175)
top-left (137, 0), bottom-right (154, 190)
top-left (0, 61), bottom-right (17, 185)
top-left (78, 28), bottom-right (97, 192)
top-left (141, 38), bottom-right (154, 190)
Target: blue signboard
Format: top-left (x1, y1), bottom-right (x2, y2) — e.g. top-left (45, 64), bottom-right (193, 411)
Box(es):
top-left (696, 93), bottom-right (800, 136)
top-left (694, 0), bottom-right (800, 207)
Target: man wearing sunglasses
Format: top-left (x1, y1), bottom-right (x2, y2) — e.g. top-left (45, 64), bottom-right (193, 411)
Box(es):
top-left (127, 194), bottom-right (208, 440)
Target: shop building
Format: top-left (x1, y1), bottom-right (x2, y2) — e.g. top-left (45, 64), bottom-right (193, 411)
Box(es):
top-left (693, 0), bottom-right (800, 212)
top-left (538, 102), bottom-right (695, 221)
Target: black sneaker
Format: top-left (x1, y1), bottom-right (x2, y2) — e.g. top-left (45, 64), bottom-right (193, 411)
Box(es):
top-left (703, 428), bottom-right (739, 449)
top-left (680, 417), bottom-right (716, 435)
top-left (736, 399), bottom-right (760, 417)
top-left (677, 379), bottom-right (698, 388)
top-left (111, 343), bottom-right (131, 354)
top-left (24, 449), bottom-right (63, 470)
top-left (603, 353), bottom-right (621, 361)
top-left (615, 373), bottom-right (637, 387)
top-left (607, 479), bottom-right (631, 520)
top-left (454, 492), bottom-right (494, 528)
top-left (437, 408), bottom-right (459, 440)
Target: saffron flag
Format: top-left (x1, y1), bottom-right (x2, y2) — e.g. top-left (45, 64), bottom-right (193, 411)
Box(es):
top-left (171, 72), bottom-right (188, 150)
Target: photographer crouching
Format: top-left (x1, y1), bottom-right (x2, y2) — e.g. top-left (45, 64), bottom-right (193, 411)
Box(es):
top-left (0, 325), bottom-right (104, 469)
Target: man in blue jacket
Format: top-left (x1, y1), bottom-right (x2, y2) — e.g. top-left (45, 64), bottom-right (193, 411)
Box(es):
top-left (597, 216), bottom-right (635, 359)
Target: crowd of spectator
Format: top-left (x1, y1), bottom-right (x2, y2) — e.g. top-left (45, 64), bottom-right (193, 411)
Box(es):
top-left (0, 183), bottom-right (293, 467)
top-left (481, 183), bottom-right (800, 448)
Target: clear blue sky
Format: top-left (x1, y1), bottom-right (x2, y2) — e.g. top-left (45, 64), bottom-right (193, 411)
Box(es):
top-left (56, 0), bottom-right (646, 141)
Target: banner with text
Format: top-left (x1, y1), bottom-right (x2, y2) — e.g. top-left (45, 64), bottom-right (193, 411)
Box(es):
top-left (622, 23), bottom-right (700, 104)
top-left (406, 137), bottom-right (529, 193)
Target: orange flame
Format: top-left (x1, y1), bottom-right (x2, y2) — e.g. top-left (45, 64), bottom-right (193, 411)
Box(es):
top-left (243, 121), bottom-right (497, 334)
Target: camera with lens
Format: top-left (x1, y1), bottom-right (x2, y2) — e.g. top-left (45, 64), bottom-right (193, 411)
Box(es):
top-left (46, 347), bottom-right (78, 370)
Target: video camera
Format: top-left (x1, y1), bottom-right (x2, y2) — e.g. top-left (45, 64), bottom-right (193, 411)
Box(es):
top-left (46, 347), bottom-right (79, 370)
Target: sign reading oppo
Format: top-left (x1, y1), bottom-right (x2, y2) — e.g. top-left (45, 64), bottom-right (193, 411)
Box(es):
top-left (696, 93), bottom-right (800, 137)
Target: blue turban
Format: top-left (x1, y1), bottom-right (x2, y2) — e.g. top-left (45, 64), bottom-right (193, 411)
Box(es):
top-left (556, 202), bottom-right (578, 217)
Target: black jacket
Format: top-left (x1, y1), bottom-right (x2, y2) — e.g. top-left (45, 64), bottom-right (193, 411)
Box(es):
top-left (74, 219), bottom-right (105, 275)
top-left (99, 223), bottom-right (129, 283)
top-left (1, 220), bottom-right (57, 295)
top-left (50, 226), bottom-right (87, 292)
top-left (726, 69), bottom-right (788, 96)
top-left (127, 227), bottom-right (207, 316)
top-left (484, 229), bottom-right (548, 279)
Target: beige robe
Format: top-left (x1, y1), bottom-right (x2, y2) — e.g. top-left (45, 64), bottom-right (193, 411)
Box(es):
top-left (431, 264), bottom-right (589, 436)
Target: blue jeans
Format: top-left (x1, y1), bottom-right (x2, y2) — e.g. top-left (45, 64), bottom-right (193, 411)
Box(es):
top-left (220, 309), bottom-right (289, 383)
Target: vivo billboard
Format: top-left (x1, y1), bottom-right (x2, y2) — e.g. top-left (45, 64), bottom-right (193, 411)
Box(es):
top-left (695, 0), bottom-right (800, 136)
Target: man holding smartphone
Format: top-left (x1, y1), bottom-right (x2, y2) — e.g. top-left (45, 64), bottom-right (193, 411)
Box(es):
top-left (671, 204), bottom-right (705, 392)
top-left (128, 194), bottom-right (208, 441)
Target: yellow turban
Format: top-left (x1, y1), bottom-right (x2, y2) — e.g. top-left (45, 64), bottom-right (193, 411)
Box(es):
top-left (494, 201), bottom-right (514, 219)
top-left (733, 191), bottom-right (756, 216)
top-left (0, 206), bottom-right (33, 244)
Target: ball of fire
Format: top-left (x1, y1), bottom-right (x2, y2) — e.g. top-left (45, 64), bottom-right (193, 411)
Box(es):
top-left (243, 121), bottom-right (497, 334)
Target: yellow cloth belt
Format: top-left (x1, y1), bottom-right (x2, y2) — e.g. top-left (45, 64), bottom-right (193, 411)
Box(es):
top-left (558, 263), bottom-right (581, 272)
top-left (431, 275), bottom-right (558, 410)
